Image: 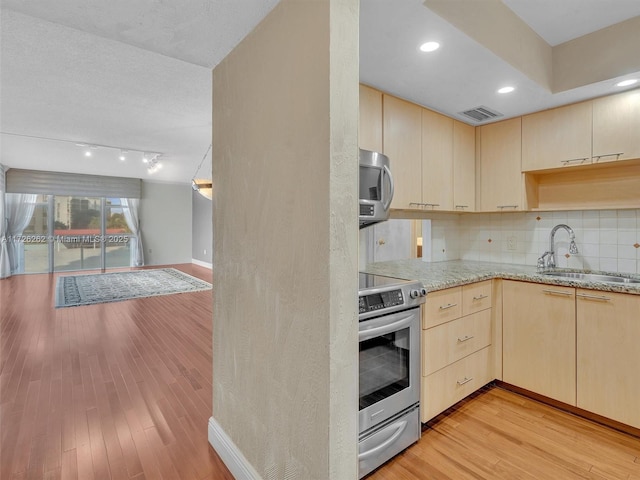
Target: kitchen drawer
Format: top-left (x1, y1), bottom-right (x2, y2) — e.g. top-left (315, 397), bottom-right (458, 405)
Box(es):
top-left (423, 287), bottom-right (462, 329)
top-left (422, 309), bottom-right (492, 376)
top-left (421, 346), bottom-right (493, 422)
top-left (462, 280), bottom-right (492, 316)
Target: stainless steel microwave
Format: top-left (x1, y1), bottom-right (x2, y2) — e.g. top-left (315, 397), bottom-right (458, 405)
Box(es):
top-left (359, 149), bottom-right (394, 229)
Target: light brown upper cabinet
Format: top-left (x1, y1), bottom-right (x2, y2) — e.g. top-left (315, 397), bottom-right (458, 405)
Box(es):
top-left (359, 84), bottom-right (383, 153)
top-left (592, 88), bottom-right (640, 164)
top-left (362, 87), bottom-right (477, 212)
top-left (478, 117), bottom-right (523, 211)
top-left (383, 94), bottom-right (422, 209)
top-left (421, 108), bottom-right (453, 210)
top-left (453, 121), bottom-right (476, 211)
top-left (522, 101), bottom-right (592, 172)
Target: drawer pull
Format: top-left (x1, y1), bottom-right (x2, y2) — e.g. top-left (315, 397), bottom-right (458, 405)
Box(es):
top-left (439, 303), bottom-right (458, 311)
top-left (457, 376), bottom-right (473, 386)
top-left (457, 335), bottom-right (474, 343)
top-left (542, 289), bottom-right (573, 297)
top-left (472, 294), bottom-right (488, 301)
top-left (576, 293), bottom-right (611, 302)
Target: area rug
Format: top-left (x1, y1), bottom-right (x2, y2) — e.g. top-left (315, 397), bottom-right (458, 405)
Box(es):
top-left (55, 268), bottom-right (212, 308)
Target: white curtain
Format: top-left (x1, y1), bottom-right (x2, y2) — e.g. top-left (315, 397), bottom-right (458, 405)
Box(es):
top-left (5, 193), bottom-right (38, 274)
top-left (121, 198), bottom-right (144, 267)
top-left (0, 165), bottom-right (10, 279)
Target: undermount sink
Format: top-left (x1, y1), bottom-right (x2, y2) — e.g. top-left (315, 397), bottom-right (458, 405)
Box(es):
top-left (542, 271), bottom-right (640, 284)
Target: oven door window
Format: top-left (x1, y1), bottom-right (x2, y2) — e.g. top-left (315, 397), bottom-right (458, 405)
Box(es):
top-left (359, 326), bottom-right (410, 410)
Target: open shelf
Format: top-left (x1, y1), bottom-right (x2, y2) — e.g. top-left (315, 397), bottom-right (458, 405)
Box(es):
top-left (524, 158), bottom-right (640, 211)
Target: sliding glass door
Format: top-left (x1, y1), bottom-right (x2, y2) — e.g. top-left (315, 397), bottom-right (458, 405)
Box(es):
top-left (53, 196), bottom-right (102, 272)
top-left (20, 195), bottom-right (135, 273)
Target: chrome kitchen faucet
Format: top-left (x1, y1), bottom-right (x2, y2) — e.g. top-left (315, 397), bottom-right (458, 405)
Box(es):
top-left (537, 224), bottom-right (579, 271)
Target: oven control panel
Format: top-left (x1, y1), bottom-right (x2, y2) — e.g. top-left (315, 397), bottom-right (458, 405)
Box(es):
top-left (359, 289), bottom-right (404, 315)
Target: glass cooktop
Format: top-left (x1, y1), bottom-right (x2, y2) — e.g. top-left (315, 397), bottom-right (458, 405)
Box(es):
top-left (358, 273), bottom-right (415, 293)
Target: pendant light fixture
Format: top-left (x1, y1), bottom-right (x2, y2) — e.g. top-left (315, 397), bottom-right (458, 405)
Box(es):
top-left (191, 144), bottom-right (213, 200)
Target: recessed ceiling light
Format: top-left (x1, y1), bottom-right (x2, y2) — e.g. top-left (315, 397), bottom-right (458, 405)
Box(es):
top-left (419, 41), bottom-right (440, 53)
top-left (84, 150), bottom-right (92, 157)
top-left (616, 79), bottom-right (638, 87)
top-left (498, 86), bottom-right (515, 94)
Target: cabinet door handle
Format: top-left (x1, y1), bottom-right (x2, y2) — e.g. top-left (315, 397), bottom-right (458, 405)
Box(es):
top-left (576, 293), bottom-right (611, 302)
top-left (409, 202), bottom-right (440, 209)
top-left (497, 205), bottom-right (518, 210)
top-left (593, 152), bottom-right (623, 162)
top-left (542, 289), bottom-right (573, 297)
top-left (455, 205), bottom-right (468, 209)
top-left (457, 335), bottom-right (474, 343)
top-left (457, 376), bottom-right (473, 386)
top-left (439, 303), bottom-right (458, 310)
top-left (472, 294), bottom-right (488, 301)
top-left (560, 157), bottom-right (590, 165)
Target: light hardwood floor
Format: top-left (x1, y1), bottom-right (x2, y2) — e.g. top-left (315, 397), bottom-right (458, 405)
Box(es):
top-left (0, 264), bottom-right (233, 480)
top-left (367, 386), bottom-right (640, 480)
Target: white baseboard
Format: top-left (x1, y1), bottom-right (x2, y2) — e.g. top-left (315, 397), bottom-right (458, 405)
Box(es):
top-left (208, 417), bottom-right (262, 480)
top-left (192, 258), bottom-right (213, 269)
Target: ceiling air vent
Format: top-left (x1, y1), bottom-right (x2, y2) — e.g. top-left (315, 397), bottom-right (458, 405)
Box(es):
top-left (459, 106), bottom-right (503, 123)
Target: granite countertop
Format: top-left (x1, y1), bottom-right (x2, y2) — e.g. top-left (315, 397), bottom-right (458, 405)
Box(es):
top-left (362, 259), bottom-right (640, 295)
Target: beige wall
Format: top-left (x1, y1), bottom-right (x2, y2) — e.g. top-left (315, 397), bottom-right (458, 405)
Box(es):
top-left (553, 16), bottom-right (640, 93)
top-left (424, 0), bottom-right (553, 91)
top-left (211, 0), bottom-right (359, 478)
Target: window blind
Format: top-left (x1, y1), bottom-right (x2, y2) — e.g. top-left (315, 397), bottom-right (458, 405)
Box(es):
top-left (6, 168), bottom-right (142, 198)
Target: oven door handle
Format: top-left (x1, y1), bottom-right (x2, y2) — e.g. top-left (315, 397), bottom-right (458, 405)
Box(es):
top-left (359, 313), bottom-right (415, 342)
top-left (358, 419), bottom-right (408, 461)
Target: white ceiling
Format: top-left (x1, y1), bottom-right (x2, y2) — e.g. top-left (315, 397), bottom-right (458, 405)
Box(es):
top-left (1, 0), bottom-right (640, 183)
top-left (360, 0), bottom-right (640, 125)
top-left (0, 0), bottom-right (280, 183)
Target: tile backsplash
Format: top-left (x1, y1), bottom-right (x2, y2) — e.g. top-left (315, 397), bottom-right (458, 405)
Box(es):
top-left (361, 210), bottom-right (640, 275)
top-left (439, 210), bottom-right (640, 274)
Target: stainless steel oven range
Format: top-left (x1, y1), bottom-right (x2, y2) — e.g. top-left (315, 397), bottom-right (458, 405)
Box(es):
top-left (358, 273), bottom-right (426, 478)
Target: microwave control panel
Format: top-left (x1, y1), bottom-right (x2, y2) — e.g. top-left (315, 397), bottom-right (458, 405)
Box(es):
top-left (360, 204), bottom-right (375, 217)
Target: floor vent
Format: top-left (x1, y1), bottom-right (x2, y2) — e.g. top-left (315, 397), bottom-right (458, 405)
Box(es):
top-left (459, 106), bottom-right (503, 123)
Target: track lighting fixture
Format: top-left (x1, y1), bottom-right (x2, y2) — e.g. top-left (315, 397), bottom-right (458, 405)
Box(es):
top-left (145, 153), bottom-right (162, 173)
top-left (3, 132), bottom-right (165, 175)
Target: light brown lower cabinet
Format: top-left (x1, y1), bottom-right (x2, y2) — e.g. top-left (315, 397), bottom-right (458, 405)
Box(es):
top-left (421, 346), bottom-right (493, 421)
top-left (576, 289), bottom-right (640, 429)
top-left (502, 281), bottom-right (576, 406)
top-left (422, 309), bottom-right (492, 375)
top-left (421, 281), bottom-right (493, 422)
top-left (419, 278), bottom-right (639, 430)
